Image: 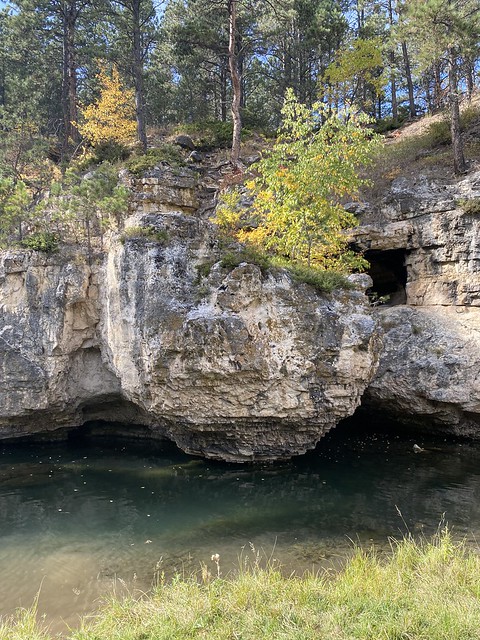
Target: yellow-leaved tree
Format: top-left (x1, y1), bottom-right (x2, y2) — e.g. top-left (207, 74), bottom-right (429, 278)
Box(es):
top-left (78, 65), bottom-right (137, 146)
top-left (216, 89), bottom-right (380, 272)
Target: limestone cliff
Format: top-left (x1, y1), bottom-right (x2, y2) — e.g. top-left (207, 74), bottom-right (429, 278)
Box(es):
top-left (4, 157), bottom-right (479, 456)
top-left (355, 167), bottom-right (480, 435)
top-left (0, 167), bottom-right (380, 461)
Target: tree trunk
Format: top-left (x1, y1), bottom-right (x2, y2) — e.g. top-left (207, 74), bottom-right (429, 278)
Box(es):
top-left (424, 71), bottom-right (433, 113)
top-left (0, 57), bottom-right (5, 107)
top-left (132, 0), bottom-right (147, 151)
top-left (62, 2), bottom-right (80, 150)
top-left (433, 61), bottom-right (442, 111)
top-left (228, 0), bottom-right (242, 167)
top-left (401, 41), bottom-right (415, 118)
top-left (390, 52), bottom-right (398, 120)
top-left (448, 46), bottom-right (466, 175)
top-left (387, 0), bottom-right (397, 120)
top-left (465, 57), bottom-right (474, 100)
top-left (220, 56), bottom-right (228, 121)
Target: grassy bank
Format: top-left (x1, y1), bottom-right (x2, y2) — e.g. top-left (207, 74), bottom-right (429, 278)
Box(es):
top-left (2, 531), bottom-right (480, 640)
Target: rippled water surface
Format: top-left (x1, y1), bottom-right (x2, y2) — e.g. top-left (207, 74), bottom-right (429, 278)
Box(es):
top-left (1, 424), bottom-right (480, 633)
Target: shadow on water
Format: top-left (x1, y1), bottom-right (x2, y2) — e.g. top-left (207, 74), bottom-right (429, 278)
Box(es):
top-left (1, 414), bottom-right (480, 633)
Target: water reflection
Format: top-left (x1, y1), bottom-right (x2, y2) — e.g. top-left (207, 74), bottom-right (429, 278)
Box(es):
top-left (1, 425), bottom-right (480, 632)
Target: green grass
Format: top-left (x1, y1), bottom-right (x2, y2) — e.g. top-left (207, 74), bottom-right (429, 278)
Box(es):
top-left (363, 103), bottom-right (480, 201)
top-left (285, 262), bottom-right (352, 293)
top-left (458, 197), bottom-right (480, 215)
top-left (4, 531), bottom-right (480, 640)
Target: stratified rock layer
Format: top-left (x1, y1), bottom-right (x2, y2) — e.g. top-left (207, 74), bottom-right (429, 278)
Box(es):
top-left (0, 167), bottom-right (380, 461)
top-left (355, 169), bottom-right (480, 307)
top-left (355, 168), bottom-right (480, 434)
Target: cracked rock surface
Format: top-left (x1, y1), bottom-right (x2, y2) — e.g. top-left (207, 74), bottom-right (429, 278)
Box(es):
top-left (0, 168), bottom-right (380, 461)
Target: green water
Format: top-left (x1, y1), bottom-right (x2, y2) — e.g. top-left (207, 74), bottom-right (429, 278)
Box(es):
top-left (1, 424), bottom-right (480, 632)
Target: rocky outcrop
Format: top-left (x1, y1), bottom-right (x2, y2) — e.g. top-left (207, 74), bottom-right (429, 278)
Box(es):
top-left (365, 305), bottom-right (480, 435)
top-left (5, 156), bottom-right (479, 456)
top-left (0, 167), bottom-right (380, 461)
top-left (355, 167), bottom-right (480, 434)
top-left (355, 169), bottom-right (480, 307)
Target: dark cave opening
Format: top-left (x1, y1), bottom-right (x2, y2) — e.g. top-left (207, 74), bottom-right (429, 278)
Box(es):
top-left (365, 248), bottom-right (408, 305)
top-left (332, 405), bottom-right (473, 446)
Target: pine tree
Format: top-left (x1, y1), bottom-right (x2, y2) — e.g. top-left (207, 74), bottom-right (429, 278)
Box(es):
top-left (109, 0), bottom-right (159, 151)
top-left (401, 0), bottom-right (480, 174)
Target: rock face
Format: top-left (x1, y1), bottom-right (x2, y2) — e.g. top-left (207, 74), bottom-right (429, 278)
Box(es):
top-left (5, 158), bottom-right (479, 456)
top-left (355, 170), bottom-right (480, 307)
top-left (366, 306), bottom-right (480, 435)
top-left (355, 168), bottom-right (480, 434)
top-left (0, 168), bottom-right (380, 461)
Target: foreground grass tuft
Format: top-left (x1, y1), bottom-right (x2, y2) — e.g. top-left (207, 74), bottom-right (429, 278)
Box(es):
top-left (0, 606), bottom-right (50, 640)
top-left (3, 532), bottom-right (480, 639)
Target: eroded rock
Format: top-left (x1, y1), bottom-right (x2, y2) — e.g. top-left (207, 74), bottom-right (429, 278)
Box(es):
top-left (99, 214), bottom-right (381, 461)
top-left (356, 167), bottom-right (480, 435)
top-left (355, 168), bottom-right (480, 307)
top-left (0, 171), bottom-right (381, 460)
top-left (365, 305), bottom-right (480, 436)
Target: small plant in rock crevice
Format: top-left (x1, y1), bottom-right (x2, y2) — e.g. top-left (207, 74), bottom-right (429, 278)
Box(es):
top-left (457, 197), bottom-right (480, 215)
top-left (120, 226), bottom-right (169, 245)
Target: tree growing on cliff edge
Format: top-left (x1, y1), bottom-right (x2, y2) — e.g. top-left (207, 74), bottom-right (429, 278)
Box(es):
top-left (400, 0), bottom-right (480, 174)
top-left (216, 89), bottom-right (380, 272)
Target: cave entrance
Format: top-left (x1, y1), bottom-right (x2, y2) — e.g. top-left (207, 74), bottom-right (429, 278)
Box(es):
top-left (365, 248), bottom-right (407, 305)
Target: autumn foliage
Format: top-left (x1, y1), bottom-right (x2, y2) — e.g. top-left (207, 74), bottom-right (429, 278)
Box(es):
top-left (216, 90), bottom-right (380, 272)
top-left (78, 65), bottom-right (137, 146)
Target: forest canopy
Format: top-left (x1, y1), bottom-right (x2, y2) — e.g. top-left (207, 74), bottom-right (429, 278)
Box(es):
top-left (0, 0), bottom-right (478, 160)
top-left (0, 0), bottom-right (479, 257)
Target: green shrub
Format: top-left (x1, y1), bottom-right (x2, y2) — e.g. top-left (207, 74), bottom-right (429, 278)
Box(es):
top-left (73, 141), bottom-right (131, 173)
top-left (176, 121), bottom-right (252, 151)
top-left (127, 145), bottom-right (185, 176)
top-left (120, 226), bottom-right (169, 244)
top-left (195, 260), bottom-right (215, 282)
top-left (374, 116), bottom-right (405, 134)
top-left (460, 104), bottom-right (480, 130)
top-left (93, 140), bottom-right (130, 164)
top-left (458, 197), bottom-right (480, 215)
top-left (20, 232), bottom-right (59, 253)
top-left (424, 119), bottom-right (451, 146)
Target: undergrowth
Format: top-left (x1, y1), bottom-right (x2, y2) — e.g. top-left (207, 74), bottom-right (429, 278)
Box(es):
top-left (20, 232), bottom-right (59, 253)
top-left (175, 121), bottom-right (252, 151)
top-left (219, 246), bottom-right (352, 293)
top-left (458, 197), bottom-right (480, 215)
top-left (120, 226), bottom-right (169, 245)
top-left (127, 144), bottom-right (186, 176)
top-left (363, 102), bottom-right (480, 201)
top-left (3, 531), bottom-right (480, 640)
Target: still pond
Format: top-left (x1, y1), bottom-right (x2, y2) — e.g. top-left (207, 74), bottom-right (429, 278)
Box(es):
top-left (1, 421), bottom-right (479, 632)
